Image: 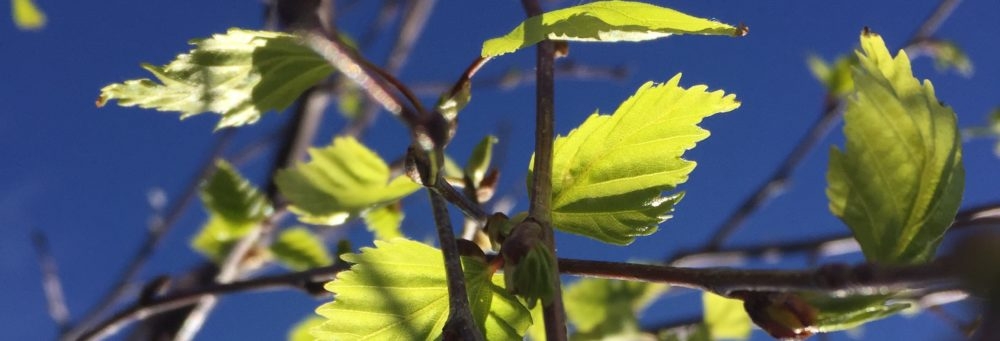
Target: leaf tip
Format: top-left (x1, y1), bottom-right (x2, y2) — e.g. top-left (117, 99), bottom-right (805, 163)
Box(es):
top-left (734, 22), bottom-right (750, 37)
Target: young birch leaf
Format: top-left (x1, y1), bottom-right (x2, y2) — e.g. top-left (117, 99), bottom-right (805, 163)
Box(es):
top-left (362, 203), bottom-right (405, 240)
top-left (314, 239), bottom-right (531, 340)
top-left (276, 137), bottom-right (421, 226)
top-left (826, 31), bottom-right (964, 264)
top-left (703, 293), bottom-right (752, 340)
top-left (564, 278), bottom-right (668, 339)
top-left (481, 1), bottom-right (746, 58)
top-left (97, 28), bottom-right (334, 129)
top-left (191, 160), bottom-right (271, 261)
top-left (288, 315), bottom-right (324, 341)
top-left (270, 227), bottom-right (333, 271)
top-left (534, 74), bottom-right (739, 245)
top-left (12, 0), bottom-right (46, 30)
top-left (466, 135), bottom-right (498, 185)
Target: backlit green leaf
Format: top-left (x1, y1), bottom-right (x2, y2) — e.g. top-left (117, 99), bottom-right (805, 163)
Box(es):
top-left (362, 203), bottom-right (405, 240)
top-left (270, 227), bottom-right (333, 271)
top-left (191, 160), bottom-right (271, 261)
top-left (703, 293), bottom-right (751, 340)
top-left (191, 215), bottom-right (257, 262)
top-left (826, 31), bottom-right (964, 264)
top-left (276, 137), bottom-right (421, 226)
top-left (565, 278), bottom-right (667, 339)
top-left (482, 1), bottom-right (745, 57)
top-left (202, 160), bottom-right (271, 224)
top-left (98, 28), bottom-right (333, 129)
top-left (314, 239), bottom-right (531, 340)
top-left (806, 54), bottom-right (856, 98)
top-left (535, 74), bottom-right (739, 245)
top-left (288, 315), bottom-right (324, 341)
top-left (12, 0), bottom-right (45, 30)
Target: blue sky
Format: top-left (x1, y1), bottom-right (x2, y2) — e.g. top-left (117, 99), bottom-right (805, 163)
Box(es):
top-left (2, 1), bottom-right (998, 340)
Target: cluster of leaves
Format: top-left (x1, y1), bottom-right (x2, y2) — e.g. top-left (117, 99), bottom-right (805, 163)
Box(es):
top-left (98, 1), bottom-right (972, 340)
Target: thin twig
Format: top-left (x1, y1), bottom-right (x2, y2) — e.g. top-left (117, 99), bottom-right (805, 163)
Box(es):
top-left (32, 229), bottom-right (70, 331)
top-left (910, 0), bottom-right (963, 42)
top-left (519, 0), bottom-right (568, 339)
top-left (62, 130), bottom-right (234, 340)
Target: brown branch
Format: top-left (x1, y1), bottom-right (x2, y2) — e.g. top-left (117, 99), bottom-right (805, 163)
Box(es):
top-left (519, 0), bottom-right (568, 339)
top-left (409, 61), bottom-right (628, 97)
top-left (78, 254), bottom-right (963, 340)
top-left (61, 130), bottom-right (234, 340)
top-left (32, 229), bottom-right (70, 331)
top-left (428, 191), bottom-right (484, 340)
top-left (671, 202), bottom-right (1000, 266)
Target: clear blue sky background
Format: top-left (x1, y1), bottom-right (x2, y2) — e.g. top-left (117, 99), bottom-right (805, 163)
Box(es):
top-left (2, 1), bottom-right (998, 340)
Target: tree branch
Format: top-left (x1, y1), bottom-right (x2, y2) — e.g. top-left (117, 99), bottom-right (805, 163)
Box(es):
top-left (61, 130), bottom-right (234, 340)
top-left (519, 0), bottom-right (567, 339)
top-left (32, 229), bottom-right (70, 331)
top-left (429, 191), bottom-right (484, 340)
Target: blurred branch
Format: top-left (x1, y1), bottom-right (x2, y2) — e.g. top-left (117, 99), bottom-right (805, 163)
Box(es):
top-left (61, 130), bottom-right (234, 341)
top-left (76, 260), bottom-right (350, 341)
top-left (409, 61), bottom-right (628, 96)
top-left (670, 202), bottom-right (1000, 266)
top-left (32, 229), bottom-right (70, 331)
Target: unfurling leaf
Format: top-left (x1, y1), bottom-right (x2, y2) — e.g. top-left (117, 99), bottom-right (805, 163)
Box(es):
top-left (466, 135), bottom-right (498, 186)
top-left (12, 0), bottom-right (46, 30)
top-left (98, 29), bottom-right (333, 129)
top-left (276, 137), bottom-right (421, 225)
top-left (565, 278), bottom-right (667, 339)
top-left (482, 1), bottom-right (746, 57)
top-left (191, 160), bottom-right (271, 261)
top-left (362, 203), bottom-right (405, 240)
top-left (501, 221), bottom-right (555, 308)
top-left (798, 293), bottom-right (909, 333)
top-left (534, 74), bottom-right (739, 245)
top-left (270, 227), bottom-right (333, 271)
top-left (923, 40), bottom-right (973, 76)
top-left (826, 30), bottom-right (964, 264)
top-left (739, 292), bottom-right (817, 340)
top-left (314, 239), bottom-right (531, 340)
top-left (703, 293), bottom-right (751, 340)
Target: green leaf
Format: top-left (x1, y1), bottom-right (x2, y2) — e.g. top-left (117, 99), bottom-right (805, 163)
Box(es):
top-left (658, 324), bottom-right (711, 341)
top-left (926, 40), bottom-right (973, 77)
top-left (806, 54), bottom-right (856, 98)
top-left (12, 0), bottom-right (45, 30)
top-left (826, 31), bottom-right (964, 264)
top-left (98, 28), bottom-right (334, 129)
top-left (362, 203), bottom-right (405, 240)
top-left (800, 294), bottom-right (909, 333)
top-left (270, 227), bottom-right (333, 271)
top-left (191, 215), bottom-right (258, 262)
top-left (314, 239), bottom-right (531, 340)
top-left (703, 293), bottom-right (751, 340)
top-left (276, 136), bottom-right (421, 226)
top-left (202, 160), bottom-right (271, 224)
top-left (535, 74), bottom-right (739, 245)
top-left (191, 160), bottom-right (271, 262)
top-left (564, 278), bottom-right (667, 339)
top-left (288, 315), bottom-right (325, 341)
top-left (466, 135), bottom-right (498, 185)
top-left (482, 1), bottom-right (745, 57)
